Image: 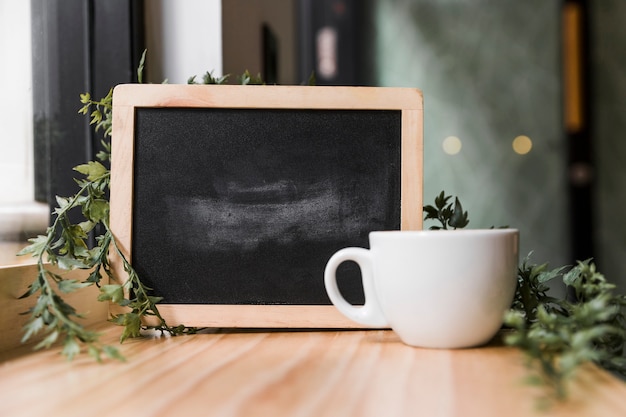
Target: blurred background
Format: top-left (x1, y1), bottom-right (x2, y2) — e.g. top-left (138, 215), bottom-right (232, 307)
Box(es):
top-left (1, 0), bottom-right (624, 294)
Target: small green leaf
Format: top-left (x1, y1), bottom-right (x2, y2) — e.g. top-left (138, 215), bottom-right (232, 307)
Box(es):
top-left (34, 330), bottom-right (59, 350)
top-left (73, 161), bottom-right (108, 181)
top-left (537, 266), bottom-right (568, 284)
top-left (148, 295), bottom-right (163, 304)
top-left (87, 345), bottom-right (102, 362)
top-left (17, 235), bottom-right (48, 257)
top-left (239, 70), bottom-right (264, 85)
top-left (19, 279), bottom-right (42, 299)
top-left (55, 195), bottom-right (70, 209)
top-left (137, 49), bottom-right (147, 84)
top-left (448, 197), bottom-right (469, 229)
top-left (96, 149), bottom-right (110, 162)
top-left (78, 220), bottom-right (96, 234)
top-left (87, 199), bottom-right (109, 223)
top-left (61, 337), bottom-right (81, 360)
top-left (118, 313), bottom-right (143, 342)
top-left (86, 272), bottom-right (102, 286)
top-left (563, 264), bottom-right (584, 287)
top-left (57, 279), bottom-right (92, 293)
top-left (21, 317), bottom-right (45, 343)
top-left (435, 191), bottom-right (449, 210)
top-left (306, 70), bottom-right (316, 86)
top-left (98, 284), bottom-right (125, 304)
top-left (522, 374), bottom-right (545, 387)
top-left (423, 205), bottom-right (439, 219)
top-left (56, 255), bottom-right (89, 271)
top-left (90, 109), bottom-right (102, 125)
top-left (503, 309), bottom-right (525, 328)
top-left (103, 345), bottom-right (126, 362)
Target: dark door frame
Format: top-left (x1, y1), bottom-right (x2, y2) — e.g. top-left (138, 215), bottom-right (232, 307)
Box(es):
top-left (31, 0), bottom-right (144, 209)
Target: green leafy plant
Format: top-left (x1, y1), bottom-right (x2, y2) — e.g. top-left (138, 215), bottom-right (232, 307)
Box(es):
top-left (423, 190), bottom-right (469, 230)
top-left (238, 69), bottom-right (265, 85)
top-left (504, 258), bottom-right (626, 403)
top-left (187, 70), bottom-right (230, 85)
top-left (17, 157), bottom-right (122, 361)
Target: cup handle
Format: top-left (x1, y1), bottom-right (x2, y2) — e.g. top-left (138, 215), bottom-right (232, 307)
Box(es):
top-left (324, 247), bottom-right (389, 327)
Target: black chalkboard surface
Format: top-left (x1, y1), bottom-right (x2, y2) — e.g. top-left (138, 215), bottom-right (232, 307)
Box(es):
top-left (110, 85), bottom-right (423, 328)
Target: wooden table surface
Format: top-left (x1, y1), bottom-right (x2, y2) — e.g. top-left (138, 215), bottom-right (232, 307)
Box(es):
top-left (1, 323), bottom-right (625, 417)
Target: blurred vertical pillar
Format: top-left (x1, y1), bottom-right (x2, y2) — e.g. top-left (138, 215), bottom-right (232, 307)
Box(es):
top-left (563, 0), bottom-right (594, 263)
top-left (31, 0), bottom-right (144, 209)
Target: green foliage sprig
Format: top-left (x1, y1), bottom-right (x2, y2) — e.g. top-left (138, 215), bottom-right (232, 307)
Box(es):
top-left (19, 51), bottom-right (197, 360)
top-left (504, 258), bottom-right (626, 403)
top-left (19, 140), bottom-right (197, 360)
top-left (187, 70), bottom-right (230, 85)
top-left (238, 69), bottom-right (265, 85)
top-left (423, 190), bottom-right (469, 230)
top-left (17, 153), bottom-right (120, 361)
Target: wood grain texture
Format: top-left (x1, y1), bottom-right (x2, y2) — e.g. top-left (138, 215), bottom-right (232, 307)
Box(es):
top-left (111, 84), bottom-right (424, 110)
top-left (1, 326), bottom-right (625, 417)
top-left (401, 109), bottom-right (423, 230)
top-left (109, 304), bottom-right (375, 329)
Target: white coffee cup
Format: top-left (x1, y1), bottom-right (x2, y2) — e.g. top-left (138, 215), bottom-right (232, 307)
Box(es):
top-left (324, 229), bottom-right (519, 348)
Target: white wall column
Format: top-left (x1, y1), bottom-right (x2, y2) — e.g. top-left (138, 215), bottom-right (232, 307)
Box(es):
top-left (144, 0), bottom-right (223, 84)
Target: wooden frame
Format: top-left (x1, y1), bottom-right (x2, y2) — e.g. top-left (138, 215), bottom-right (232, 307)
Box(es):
top-left (110, 84), bottom-right (423, 328)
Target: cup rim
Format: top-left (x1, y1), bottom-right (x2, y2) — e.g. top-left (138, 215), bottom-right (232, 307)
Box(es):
top-left (370, 228), bottom-right (519, 237)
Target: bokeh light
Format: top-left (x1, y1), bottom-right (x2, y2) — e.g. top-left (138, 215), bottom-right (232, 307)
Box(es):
top-left (442, 136), bottom-right (462, 155)
top-left (512, 135), bottom-right (533, 155)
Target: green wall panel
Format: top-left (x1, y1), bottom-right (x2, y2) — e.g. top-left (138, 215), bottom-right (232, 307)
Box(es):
top-left (371, 0), bottom-right (568, 269)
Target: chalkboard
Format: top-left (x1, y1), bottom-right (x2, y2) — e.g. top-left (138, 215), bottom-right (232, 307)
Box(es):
top-left (110, 85), bottom-right (423, 328)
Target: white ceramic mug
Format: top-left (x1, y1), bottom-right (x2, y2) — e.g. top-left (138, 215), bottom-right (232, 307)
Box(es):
top-left (324, 229), bottom-right (519, 348)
